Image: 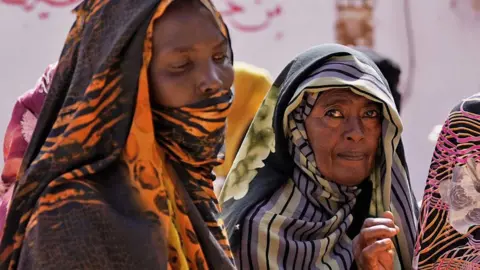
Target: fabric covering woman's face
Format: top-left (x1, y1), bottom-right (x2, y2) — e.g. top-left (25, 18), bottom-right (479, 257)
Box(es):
top-left (306, 88), bottom-right (382, 186)
top-left (150, 0), bottom-right (233, 107)
top-left (0, 0), bottom-right (237, 269)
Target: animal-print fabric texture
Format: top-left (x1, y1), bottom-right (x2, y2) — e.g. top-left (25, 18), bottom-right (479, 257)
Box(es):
top-left (0, 1), bottom-right (234, 269)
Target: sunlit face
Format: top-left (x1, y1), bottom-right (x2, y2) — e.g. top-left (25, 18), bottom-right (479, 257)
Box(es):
top-left (305, 88), bottom-right (382, 186)
top-left (149, 1), bottom-right (234, 108)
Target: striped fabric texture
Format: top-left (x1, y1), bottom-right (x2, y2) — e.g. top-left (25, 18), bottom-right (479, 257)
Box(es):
top-left (220, 45), bottom-right (419, 270)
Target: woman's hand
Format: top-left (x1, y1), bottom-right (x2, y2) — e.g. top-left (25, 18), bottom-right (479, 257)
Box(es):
top-left (353, 211), bottom-right (399, 270)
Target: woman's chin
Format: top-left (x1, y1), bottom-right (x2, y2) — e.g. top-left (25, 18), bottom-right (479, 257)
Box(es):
top-left (329, 171), bottom-right (369, 186)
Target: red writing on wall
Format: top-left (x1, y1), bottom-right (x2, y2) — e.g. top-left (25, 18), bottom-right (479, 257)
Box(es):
top-left (1, 0), bottom-right (286, 37)
top-left (217, 0), bottom-right (284, 39)
top-left (1, 0), bottom-right (81, 19)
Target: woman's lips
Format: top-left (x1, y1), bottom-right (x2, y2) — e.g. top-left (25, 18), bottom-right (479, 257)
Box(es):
top-left (337, 152), bottom-right (366, 161)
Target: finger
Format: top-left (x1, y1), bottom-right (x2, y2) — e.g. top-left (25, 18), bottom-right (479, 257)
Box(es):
top-left (360, 225), bottom-right (399, 245)
top-left (378, 249), bottom-right (396, 269)
top-left (362, 239), bottom-right (395, 261)
top-left (381, 211), bottom-right (394, 221)
top-left (362, 217), bottom-right (396, 229)
top-left (381, 211), bottom-right (400, 233)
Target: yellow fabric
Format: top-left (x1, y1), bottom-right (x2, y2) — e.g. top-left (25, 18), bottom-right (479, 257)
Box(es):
top-left (214, 62), bottom-right (272, 177)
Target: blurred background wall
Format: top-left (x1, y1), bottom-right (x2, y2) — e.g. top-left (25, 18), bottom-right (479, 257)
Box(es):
top-left (1, 0), bottom-right (479, 198)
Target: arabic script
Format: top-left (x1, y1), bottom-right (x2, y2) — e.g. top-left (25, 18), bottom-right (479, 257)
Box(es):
top-left (1, 0), bottom-right (287, 33)
top-left (1, 0), bottom-right (81, 19)
top-left (215, 0), bottom-right (284, 39)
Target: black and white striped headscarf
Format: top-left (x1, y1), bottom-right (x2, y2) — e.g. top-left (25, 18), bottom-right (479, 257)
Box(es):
top-left (220, 46), bottom-right (418, 269)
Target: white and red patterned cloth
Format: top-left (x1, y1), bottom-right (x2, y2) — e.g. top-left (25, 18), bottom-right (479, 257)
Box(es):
top-left (0, 62), bottom-right (57, 239)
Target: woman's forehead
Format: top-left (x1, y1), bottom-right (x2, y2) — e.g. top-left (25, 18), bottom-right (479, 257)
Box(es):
top-left (152, 2), bottom-right (226, 53)
top-left (316, 88), bottom-right (379, 107)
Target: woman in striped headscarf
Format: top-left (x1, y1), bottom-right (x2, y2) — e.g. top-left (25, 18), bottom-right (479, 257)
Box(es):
top-left (414, 94), bottom-right (480, 269)
top-left (0, 0), bottom-right (236, 269)
top-left (219, 44), bottom-right (419, 269)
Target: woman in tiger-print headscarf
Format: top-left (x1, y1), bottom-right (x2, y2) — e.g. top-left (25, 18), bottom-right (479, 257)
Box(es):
top-left (0, 0), bottom-right (236, 269)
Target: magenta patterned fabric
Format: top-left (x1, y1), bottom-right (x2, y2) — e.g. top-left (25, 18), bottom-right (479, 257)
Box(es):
top-left (414, 93), bottom-right (480, 269)
top-left (0, 62), bottom-right (57, 240)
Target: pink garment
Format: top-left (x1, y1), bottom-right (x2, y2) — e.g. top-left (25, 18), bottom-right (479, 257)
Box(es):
top-left (0, 62), bottom-right (57, 239)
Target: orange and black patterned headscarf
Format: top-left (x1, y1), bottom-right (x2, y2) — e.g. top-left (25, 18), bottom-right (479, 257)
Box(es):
top-left (0, 0), bottom-right (235, 269)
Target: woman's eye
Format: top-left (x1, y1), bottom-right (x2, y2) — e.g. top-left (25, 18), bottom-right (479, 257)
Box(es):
top-left (364, 110), bottom-right (380, 118)
top-left (325, 109), bottom-right (343, 118)
top-left (213, 53), bottom-right (227, 62)
top-left (171, 61), bottom-right (189, 70)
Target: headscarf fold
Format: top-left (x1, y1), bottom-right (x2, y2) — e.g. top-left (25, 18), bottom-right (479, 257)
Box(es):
top-left (353, 46), bottom-right (402, 113)
top-left (414, 93), bottom-right (480, 269)
top-left (219, 44), bottom-right (419, 269)
top-left (0, 1), bottom-right (235, 269)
